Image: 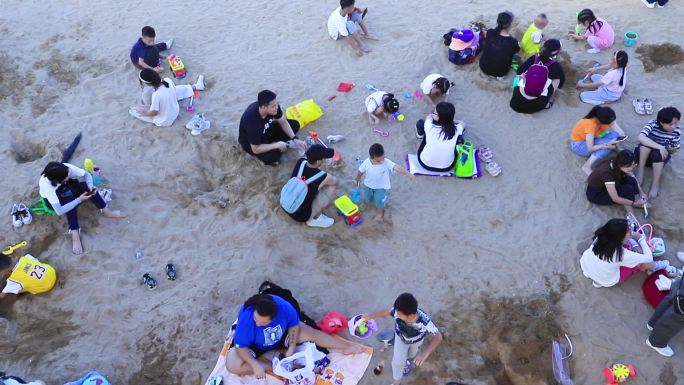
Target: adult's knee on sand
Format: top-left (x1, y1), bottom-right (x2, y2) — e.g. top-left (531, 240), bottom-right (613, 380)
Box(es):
top-left (225, 350), bottom-right (247, 374)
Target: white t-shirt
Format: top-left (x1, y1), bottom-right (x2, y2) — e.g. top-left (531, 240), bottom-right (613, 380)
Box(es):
top-left (1, 254), bottom-right (37, 294)
top-left (420, 74), bottom-right (449, 95)
top-left (419, 116), bottom-right (463, 169)
top-left (365, 91), bottom-right (387, 113)
top-left (150, 78), bottom-right (181, 127)
top-left (358, 158), bottom-right (396, 190)
top-left (600, 68), bottom-right (626, 95)
top-left (38, 163), bottom-right (88, 206)
top-left (327, 7), bottom-right (349, 40)
top-left (579, 238), bottom-right (652, 287)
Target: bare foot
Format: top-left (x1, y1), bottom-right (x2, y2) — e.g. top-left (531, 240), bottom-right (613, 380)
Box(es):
top-left (354, 49), bottom-right (364, 57)
top-left (71, 232), bottom-right (83, 255)
top-left (362, 35), bottom-right (379, 41)
top-left (361, 45), bottom-right (371, 53)
top-left (342, 344), bottom-right (364, 355)
top-left (649, 186), bottom-right (659, 199)
top-left (102, 208), bottom-right (126, 219)
top-left (581, 165), bottom-right (592, 176)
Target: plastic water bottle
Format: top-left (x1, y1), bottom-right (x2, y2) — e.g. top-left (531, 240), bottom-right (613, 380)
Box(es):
top-left (92, 167), bottom-right (101, 186)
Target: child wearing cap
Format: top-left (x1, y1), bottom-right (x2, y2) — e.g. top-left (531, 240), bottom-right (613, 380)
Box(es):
top-left (447, 29), bottom-right (480, 66)
top-left (327, 0), bottom-right (373, 56)
top-left (355, 143), bottom-right (414, 220)
top-left (520, 14), bottom-right (548, 57)
top-left (420, 74), bottom-right (453, 108)
top-left (365, 91), bottom-right (400, 125)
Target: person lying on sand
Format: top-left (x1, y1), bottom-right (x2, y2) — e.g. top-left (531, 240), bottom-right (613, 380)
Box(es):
top-left (130, 69), bottom-right (205, 127)
top-left (129, 26), bottom-right (173, 72)
top-left (361, 293), bottom-right (443, 385)
top-left (635, 107), bottom-right (681, 199)
top-left (0, 254), bottom-right (56, 301)
top-left (327, 0), bottom-right (375, 56)
top-left (226, 294), bottom-right (362, 378)
top-left (39, 162), bottom-right (125, 254)
top-left (238, 90), bottom-right (306, 166)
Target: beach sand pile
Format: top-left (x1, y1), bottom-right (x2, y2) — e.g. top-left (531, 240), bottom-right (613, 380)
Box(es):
top-left (1, 1), bottom-right (684, 384)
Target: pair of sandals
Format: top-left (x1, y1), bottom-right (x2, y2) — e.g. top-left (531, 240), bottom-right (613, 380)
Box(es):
top-left (479, 147), bottom-right (502, 177)
top-left (633, 98), bottom-right (654, 115)
top-left (141, 263), bottom-right (177, 289)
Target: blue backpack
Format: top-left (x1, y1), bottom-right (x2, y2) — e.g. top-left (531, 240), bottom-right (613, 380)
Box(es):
top-left (280, 161), bottom-right (325, 214)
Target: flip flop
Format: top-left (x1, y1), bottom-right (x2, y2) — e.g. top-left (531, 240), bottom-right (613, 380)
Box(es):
top-left (633, 99), bottom-right (646, 115)
top-left (365, 83), bottom-right (379, 91)
top-left (166, 263), bottom-right (177, 280)
top-left (142, 273), bottom-right (157, 289)
top-left (2, 240), bottom-right (28, 255)
top-left (372, 128), bottom-right (389, 137)
top-left (478, 147), bottom-right (493, 163)
top-left (209, 376), bottom-right (224, 385)
top-left (643, 98), bottom-right (654, 115)
top-left (486, 161), bottom-right (502, 177)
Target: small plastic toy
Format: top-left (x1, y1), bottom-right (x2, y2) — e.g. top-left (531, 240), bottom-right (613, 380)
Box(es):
top-left (624, 32), bottom-right (638, 47)
top-left (2, 240), bottom-right (28, 255)
top-left (350, 187), bottom-right (361, 203)
top-left (575, 12), bottom-right (582, 36)
top-left (387, 112), bottom-right (405, 122)
top-left (186, 96), bottom-right (195, 112)
top-left (365, 83), bottom-right (379, 91)
top-left (309, 131), bottom-right (341, 163)
top-left (167, 54), bottom-right (187, 79)
top-left (334, 195), bottom-right (363, 227)
top-left (337, 82), bottom-right (355, 92)
top-left (318, 311), bottom-right (347, 334)
top-left (603, 363), bottom-right (636, 385)
top-left (413, 90), bottom-right (423, 100)
top-left (84, 158), bottom-right (101, 186)
top-left (347, 314), bottom-right (377, 338)
top-left (403, 91), bottom-right (412, 99)
top-left (373, 128), bottom-right (389, 137)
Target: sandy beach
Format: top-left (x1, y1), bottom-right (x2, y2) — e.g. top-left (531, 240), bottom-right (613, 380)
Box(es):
top-left (1, 0), bottom-right (684, 384)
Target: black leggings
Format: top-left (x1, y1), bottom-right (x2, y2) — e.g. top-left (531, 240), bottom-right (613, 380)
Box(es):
top-left (241, 120), bottom-right (300, 165)
top-left (586, 176), bottom-right (639, 205)
top-left (415, 119), bottom-right (457, 172)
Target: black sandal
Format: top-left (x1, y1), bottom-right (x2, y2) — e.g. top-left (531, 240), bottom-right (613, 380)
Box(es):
top-left (165, 263), bottom-right (177, 281)
top-left (142, 273), bottom-right (157, 289)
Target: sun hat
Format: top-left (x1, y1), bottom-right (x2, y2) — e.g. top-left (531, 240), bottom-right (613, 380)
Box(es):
top-left (449, 29), bottom-right (475, 51)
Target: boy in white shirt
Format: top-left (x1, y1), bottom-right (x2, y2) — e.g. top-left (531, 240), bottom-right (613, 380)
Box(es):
top-left (327, 0), bottom-right (373, 56)
top-left (355, 143), bottom-right (414, 220)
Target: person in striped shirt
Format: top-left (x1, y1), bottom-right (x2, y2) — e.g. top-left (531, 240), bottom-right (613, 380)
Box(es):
top-left (636, 107), bottom-right (681, 198)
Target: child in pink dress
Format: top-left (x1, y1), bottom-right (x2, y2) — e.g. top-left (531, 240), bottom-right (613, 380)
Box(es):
top-left (568, 9), bottom-right (614, 54)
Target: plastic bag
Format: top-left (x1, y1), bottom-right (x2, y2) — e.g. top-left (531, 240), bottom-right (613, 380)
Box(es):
top-left (272, 343), bottom-right (324, 385)
top-left (286, 99), bottom-right (324, 128)
top-left (551, 336), bottom-right (573, 385)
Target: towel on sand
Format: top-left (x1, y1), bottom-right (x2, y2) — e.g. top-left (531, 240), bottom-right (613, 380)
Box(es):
top-left (204, 329), bottom-right (373, 385)
top-left (405, 154), bottom-right (453, 177)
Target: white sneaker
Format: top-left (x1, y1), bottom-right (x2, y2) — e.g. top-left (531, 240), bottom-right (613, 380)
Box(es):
top-left (100, 188), bottom-right (113, 203)
top-left (306, 214), bottom-right (334, 228)
top-left (647, 322), bottom-right (653, 331)
top-left (10, 204), bottom-right (22, 228)
top-left (195, 74), bottom-right (205, 91)
top-left (17, 203), bottom-right (32, 225)
top-left (653, 260), bottom-right (671, 271)
top-left (188, 113), bottom-right (210, 136)
top-left (676, 251), bottom-right (684, 263)
top-left (641, 0), bottom-right (656, 7)
top-left (646, 338), bottom-right (674, 356)
top-left (592, 281), bottom-right (602, 288)
top-left (165, 39), bottom-right (174, 50)
top-left (587, 48), bottom-right (601, 54)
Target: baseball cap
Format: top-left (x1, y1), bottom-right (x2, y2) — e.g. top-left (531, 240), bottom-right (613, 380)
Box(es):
top-left (306, 145), bottom-right (335, 162)
top-left (449, 29), bottom-right (475, 51)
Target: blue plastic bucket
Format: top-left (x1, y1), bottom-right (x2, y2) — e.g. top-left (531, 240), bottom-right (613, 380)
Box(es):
top-left (624, 31), bottom-right (639, 47)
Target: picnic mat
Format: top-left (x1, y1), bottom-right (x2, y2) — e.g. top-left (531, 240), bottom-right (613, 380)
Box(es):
top-left (405, 154), bottom-right (454, 177)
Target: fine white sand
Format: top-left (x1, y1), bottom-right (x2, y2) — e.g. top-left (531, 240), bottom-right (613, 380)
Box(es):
top-left (1, 0), bottom-right (684, 384)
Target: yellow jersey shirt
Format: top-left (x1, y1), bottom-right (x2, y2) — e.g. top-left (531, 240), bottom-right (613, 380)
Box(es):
top-left (520, 23), bottom-right (542, 55)
top-left (6, 255), bottom-right (57, 295)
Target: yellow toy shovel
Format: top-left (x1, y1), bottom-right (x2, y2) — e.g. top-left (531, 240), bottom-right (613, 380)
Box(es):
top-left (2, 241), bottom-right (28, 255)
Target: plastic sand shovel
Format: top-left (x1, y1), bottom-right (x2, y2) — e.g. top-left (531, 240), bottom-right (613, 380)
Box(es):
top-left (413, 90), bottom-right (423, 100)
top-left (403, 91), bottom-right (412, 99)
top-left (373, 128), bottom-right (389, 137)
top-left (365, 83), bottom-right (379, 91)
top-left (186, 96), bottom-right (195, 112)
top-left (2, 240), bottom-right (28, 255)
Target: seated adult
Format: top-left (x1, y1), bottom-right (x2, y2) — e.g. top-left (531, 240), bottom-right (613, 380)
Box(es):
top-left (39, 162), bottom-right (125, 254)
top-left (580, 218), bottom-right (669, 288)
top-left (415, 102), bottom-right (464, 172)
top-left (479, 12), bottom-right (520, 79)
top-left (0, 254), bottom-right (57, 301)
top-left (569, 106), bottom-right (626, 175)
top-left (509, 39), bottom-right (565, 114)
top-left (286, 145), bottom-right (338, 228)
top-left (447, 28), bottom-right (480, 66)
top-left (586, 150), bottom-right (647, 213)
top-left (238, 90), bottom-right (306, 165)
top-left (635, 106), bottom-right (681, 199)
top-left (130, 69), bottom-right (205, 127)
top-left (226, 294), bottom-right (361, 378)
top-left (129, 26), bottom-right (173, 72)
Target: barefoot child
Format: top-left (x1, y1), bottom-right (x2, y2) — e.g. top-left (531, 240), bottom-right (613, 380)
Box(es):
top-left (355, 143), bottom-right (414, 220)
top-left (365, 91), bottom-right (399, 125)
top-left (362, 293), bottom-right (443, 385)
top-left (636, 107), bottom-right (681, 198)
top-left (420, 74), bottom-right (453, 108)
top-left (520, 13), bottom-right (548, 57)
top-left (327, 0), bottom-right (373, 55)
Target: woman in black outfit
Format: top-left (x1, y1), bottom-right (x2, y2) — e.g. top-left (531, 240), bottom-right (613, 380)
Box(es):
top-left (479, 12), bottom-right (520, 78)
top-left (509, 39), bottom-right (565, 114)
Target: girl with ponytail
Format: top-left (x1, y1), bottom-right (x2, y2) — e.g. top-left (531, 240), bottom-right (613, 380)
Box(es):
top-left (578, 50), bottom-right (628, 105)
top-left (568, 9), bottom-right (615, 54)
top-left (478, 11), bottom-right (520, 78)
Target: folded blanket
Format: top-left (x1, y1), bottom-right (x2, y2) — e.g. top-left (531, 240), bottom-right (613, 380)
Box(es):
top-left (405, 154), bottom-right (453, 177)
top-left (204, 329), bottom-right (373, 385)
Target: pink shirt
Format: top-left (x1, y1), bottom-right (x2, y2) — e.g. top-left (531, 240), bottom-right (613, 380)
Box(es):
top-left (584, 17), bottom-right (614, 48)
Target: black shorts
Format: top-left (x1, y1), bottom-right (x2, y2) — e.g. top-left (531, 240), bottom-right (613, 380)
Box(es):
top-left (230, 328), bottom-right (290, 358)
top-left (635, 145), bottom-right (671, 166)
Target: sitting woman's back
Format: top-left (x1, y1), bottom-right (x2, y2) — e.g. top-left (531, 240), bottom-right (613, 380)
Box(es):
top-left (479, 12), bottom-right (520, 78)
top-left (416, 102), bottom-right (463, 171)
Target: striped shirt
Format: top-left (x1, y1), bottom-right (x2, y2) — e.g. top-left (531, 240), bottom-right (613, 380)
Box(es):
top-left (641, 119), bottom-right (681, 149)
top-left (390, 307), bottom-right (439, 344)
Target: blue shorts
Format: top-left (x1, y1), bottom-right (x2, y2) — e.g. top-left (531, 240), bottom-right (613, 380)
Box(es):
top-left (363, 186), bottom-right (388, 208)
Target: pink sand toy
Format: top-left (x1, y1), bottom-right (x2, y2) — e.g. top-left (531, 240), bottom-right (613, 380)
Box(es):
top-left (186, 96), bottom-right (195, 112)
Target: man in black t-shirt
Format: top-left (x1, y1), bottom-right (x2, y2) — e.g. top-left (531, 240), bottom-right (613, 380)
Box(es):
top-left (238, 90), bottom-right (306, 165)
top-left (287, 145), bottom-right (338, 228)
